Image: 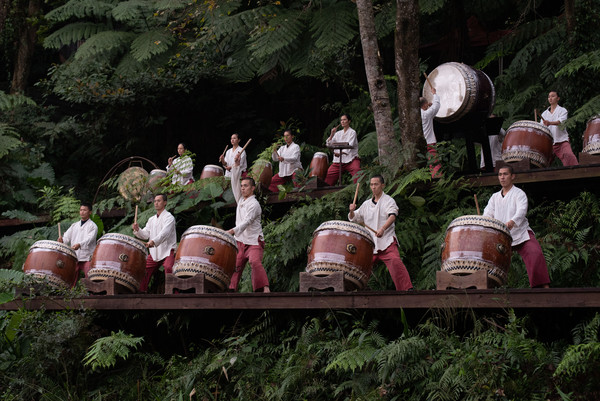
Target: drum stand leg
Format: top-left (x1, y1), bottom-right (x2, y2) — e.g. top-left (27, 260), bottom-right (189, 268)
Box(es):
top-left (164, 273), bottom-right (219, 294)
top-left (436, 270), bottom-right (491, 290)
top-left (83, 277), bottom-right (124, 295)
top-left (299, 272), bottom-right (346, 292)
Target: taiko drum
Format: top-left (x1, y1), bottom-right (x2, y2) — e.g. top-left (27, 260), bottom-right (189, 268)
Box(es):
top-left (200, 164), bottom-right (224, 179)
top-left (88, 233), bottom-right (148, 292)
top-left (502, 120), bottom-right (553, 168)
top-left (309, 152), bottom-right (329, 181)
top-left (441, 215), bottom-right (512, 287)
top-left (306, 220), bottom-right (375, 289)
top-left (251, 160), bottom-right (273, 189)
top-left (422, 62), bottom-right (495, 123)
top-left (583, 115), bottom-right (600, 155)
top-left (23, 240), bottom-right (78, 288)
top-left (172, 225), bottom-right (237, 291)
top-left (148, 169), bottom-right (167, 193)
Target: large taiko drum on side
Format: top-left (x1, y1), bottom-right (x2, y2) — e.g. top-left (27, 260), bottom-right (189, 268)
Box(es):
top-left (200, 164), bottom-right (225, 179)
top-left (88, 233), bottom-right (148, 292)
top-left (441, 215), bottom-right (512, 287)
top-left (422, 62), bottom-right (495, 123)
top-left (583, 115), bottom-right (600, 154)
top-left (23, 240), bottom-right (78, 288)
top-left (172, 225), bottom-right (237, 291)
top-left (118, 166), bottom-right (148, 201)
top-left (251, 160), bottom-right (273, 189)
top-left (309, 152), bottom-right (329, 181)
top-left (501, 120), bottom-right (553, 168)
top-left (306, 220), bottom-right (375, 289)
top-left (148, 169), bottom-right (167, 193)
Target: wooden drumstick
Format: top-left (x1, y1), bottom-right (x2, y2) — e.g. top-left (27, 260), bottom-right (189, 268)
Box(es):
top-left (221, 145), bottom-right (228, 158)
top-left (534, 108), bottom-right (538, 122)
top-left (241, 138), bottom-right (252, 152)
top-left (353, 182), bottom-right (360, 205)
top-left (423, 72), bottom-right (434, 91)
top-left (474, 194), bottom-right (481, 215)
top-left (57, 223), bottom-right (61, 238)
top-left (134, 205), bottom-right (138, 225)
top-left (363, 223), bottom-right (377, 234)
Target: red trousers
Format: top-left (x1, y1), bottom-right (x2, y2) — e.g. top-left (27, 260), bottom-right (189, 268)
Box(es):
top-left (325, 158), bottom-right (361, 186)
top-left (268, 172), bottom-right (298, 192)
top-left (513, 231), bottom-right (550, 288)
top-left (552, 141), bottom-right (579, 166)
top-left (373, 240), bottom-right (413, 291)
top-left (229, 239), bottom-right (270, 292)
top-left (427, 144), bottom-right (442, 178)
top-left (72, 261), bottom-right (91, 287)
top-left (140, 249), bottom-right (175, 292)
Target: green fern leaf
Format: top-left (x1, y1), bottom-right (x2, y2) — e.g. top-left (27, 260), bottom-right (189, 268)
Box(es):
top-left (83, 330), bottom-right (144, 371)
top-left (0, 91), bottom-right (36, 111)
top-left (564, 95), bottom-right (600, 130)
top-left (46, 0), bottom-right (115, 23)
top-left (130, 29), bottom-right (175, 61)
top-left (0, 126), bottom-right (22, 159)
top-left (111, 0), bottom-right (151, 22)
top-left (1, 210), bottom-right (38, 222)
top-left (310, 1), bottom-right (357, 51)
top-left (44, 22), bottom-right (109, 50)
top-left (248, 9), bottom-right (305, 60)
top-left (74, 31), bottom-right (136, 60)
top-left (419, 0), bottom-right (447, 15)
top-left (556, 50), bottom-right (600, 77)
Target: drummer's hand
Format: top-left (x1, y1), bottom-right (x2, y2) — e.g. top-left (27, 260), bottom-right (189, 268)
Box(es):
top-left (132, 223), bottom-right (139, 231)
top-left (234, 157), bottom-right (240, 166)
top-left (431, 88), bottom-right (436, 95)
top-left (168, 156), bottom-right (174, 166)
top-left (278, 156), bottom-right (284, 162)
top-left (219, 155), bottom-right (224, 163)
top-left (506, 220), bottom-right (515, 230)
top-left (72, 243), bottom-right (81, 250)
top-left (146, 240), bottom-right (155, 248)
top-left (227, 229), bottom-right (235, 235)
top-left (330, 124), bottom-right (340, 136)
top-left (376, 228), bottom-right (384, 238)
top-left (349, 203), bottom-right (356, 212)
top-left (225, 166), bottom-right (232, 171)
top-left (542, 119), bottom-right (550, 126)
top-left (57, 236), bottom-right (63, 243)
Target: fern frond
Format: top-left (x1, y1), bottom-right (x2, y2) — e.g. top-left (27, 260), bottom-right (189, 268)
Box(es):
top-left (0, 125), bottom-right (22, 159)
top-left (556, 50), bottom-right (600, 77)
top-left (248, 10), bottom-right (305, 60)
top-left (419, 0), bottom-right (447, 15)
top-left (374, 2), bottom-right (395, 38)
top-left (74, 31), bottom-right (136, 61)
top-left (83, 330), bottom-right (144, 371)
top-left (43, 22), bottom-right (109, 50)
top-left (564, 95), bottom-right (600, 130)
top-left (130, 29), bottom-right (175, 61)
top-left (0, 91), bottom-right (36, 111)
top-left (46, 0), bottom-right (115, 23)
top-left (111, 0), bottom-right (151, 22)
top-left (310, 1), bottom-right (357, 51)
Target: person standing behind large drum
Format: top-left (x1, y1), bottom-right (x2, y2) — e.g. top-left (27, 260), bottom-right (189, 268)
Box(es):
top-left (226, 157), bottom-right (270, 293)
top-left (167, 143), bottom-right (194, 185)
top-left (348, 175), bottom-right (413, 291)
top-left (268, 129), bottom-right (303, 192)
top-left (483, 166), bottom-right (550, 288)
top-left (324, 114), bottom-right (360, 186)
top-left (58, 202), bottom-right (98, 284)
top-left (132, 194), bottom-right (177, 292)
top-left (420, 88), bottom-right (442, 178)
top-left (540, 91), bottom-right (579, 166)
top-left (220, 133), bottom-right (247, 178)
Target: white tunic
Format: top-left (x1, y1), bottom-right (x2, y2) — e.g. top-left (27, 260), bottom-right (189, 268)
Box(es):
top-left (223, 147), bottom-right (247, 177)
top-left (480, 128), bottom-right (505, 169)
top-left (348, 193), bottom-right (398, 253)
top-left (541, 105), bottom-right (569, 144)
top-left (272, 142), bottom-right (302, 177)
top-left (326, 127), bottom-right (359, 164)
top-left (166, 155), bottom-right (194, 185)
top-left (483, 185), bottom-right (531, 246)
top-left (230, 165), bottom-right (263, 245)
top-left (134, 210), bottom-right (177, 261)
top-left (63, 219), bottom-right (98, 262)
top-left (421, 94), bottom-right (440, 145)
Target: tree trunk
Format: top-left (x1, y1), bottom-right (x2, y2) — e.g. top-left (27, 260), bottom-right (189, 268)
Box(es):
top-left (564, 0), bottom-right (575, 37)
top-left (10, 0), bottom-right (40, 94)
top-left (355, 0), bottom-right (400, 177)
top-left (395, 0), bottom-right (423, 169)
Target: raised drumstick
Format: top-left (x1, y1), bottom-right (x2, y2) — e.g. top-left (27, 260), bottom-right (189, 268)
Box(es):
top-left (423, 72), bottom-right (434, 91)
top-left (134, 205), bottom-right (138, 225)
top-left (353, 182), bottom-right (360, 205)
top-left (221, 145), bottom-right (228, 159)
top-left (241, 138), bottom-right (252, 152)
top-left (57, 223), bottom-right (61, 238)
top-left (474, 194), bottom-right (481, 215)
top-left (534, 108), bottom-right (538, 122)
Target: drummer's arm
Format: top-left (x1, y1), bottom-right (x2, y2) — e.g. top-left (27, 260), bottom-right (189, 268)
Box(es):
top-left (151, 214), bottom-right (175, 248)
top-left (133, 223), bottom-right (150, 240)
top-left (482, 196), bottom-right (495, 218)
top-left (232, 201), bottom-right (260, 236)
top-left (230, 163), bottom-right (242, 203)
top-left (79, 223), bottom-right (98, 249)
top-left (377, 214), bottom-right (396, 238)
top-left (510, 192), bottom-right (528, 228)
top-left (348, 203), bottom-right (363, 223)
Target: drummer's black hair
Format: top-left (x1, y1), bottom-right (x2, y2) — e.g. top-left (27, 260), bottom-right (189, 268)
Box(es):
top-left (241, 176), bottom-right (256, 187)
top-left (371, 174), bottom-right (385, 184)
top-left (341, 113), bottom-right (351, 121)
top-left (155, 194), bottom-right (168, 202)
top-left (80, 202), bottom-right (92, 211)
top-left (178, 142), bottom-right (187, 149)
top-left (498, 165), bottom-right (514, 175)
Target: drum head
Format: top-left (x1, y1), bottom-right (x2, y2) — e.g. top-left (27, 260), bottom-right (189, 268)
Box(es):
top-left (422, 63), bottom-right (469, 120)
top-left (507, 120), bottom-right (552, 138)
top-left (314, 220), bottom-right (374, 246)
top-left (118, 167), bottom-right (148, 201)
top-left (29, 240), bottom-right (77, 259)
top-left (447, 215), bottom-right (511, 238)
top-left (181, 225), bottom-right (237, 249)
top-left (98, 233), bottom-right (148, 255)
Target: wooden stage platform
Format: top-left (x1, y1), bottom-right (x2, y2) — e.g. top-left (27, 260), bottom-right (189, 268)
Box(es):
top-left (2, 288), bottom-right (600, 311)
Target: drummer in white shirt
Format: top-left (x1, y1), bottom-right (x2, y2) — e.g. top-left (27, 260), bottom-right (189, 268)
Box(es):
top-left (58, 202), bottom-right (98, 285)
top-left (167, 143), bottom-right (195, 185)
top-left (132, 194), bottom-right (177, 292)
top-left (268, 129), bottom-right (303, 192)
top-left (348, 175), bottom-right (413, 291)
top-left (483, 165), bottom-right (550, 288)
top-left (540, 90), bottom-right (578, 166)
top-left (219, 133), bottom-right (248, 178)
top-left (324, 114), bottom-right (361, 186)
top-left (420, 88), bottom-right (442, 178)
top-left (227, 156), bottom-right (270, 293)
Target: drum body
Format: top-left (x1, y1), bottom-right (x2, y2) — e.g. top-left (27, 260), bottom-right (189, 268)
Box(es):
top-left (422, 62), bottom-right (495, 123)
top-left (251, 160), bottom-right (273, 189)
top-left (583, 115), bottom-right (600, 154)
top-left (306, 220), bottom-right (375, 289)
top-left (148, 169), bottom-right (167, 192)
top-left (502, 121), bottom-right (553, 168)
top-left (200, 164), bottom-right (224, 179)
top-left (309, 152), bottom-right (329, 181)
top-left (441, 215), bottom-right (512, 287)
top-left (88, 233), bottom-right (148, 292)
top-left (172, 225), bottom-right (237, 291)
top-left (23, 240), bottom-right (78, 288)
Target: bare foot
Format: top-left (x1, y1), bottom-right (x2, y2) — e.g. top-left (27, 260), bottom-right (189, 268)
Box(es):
top-left (263, 286), bottom-right (270, 293)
